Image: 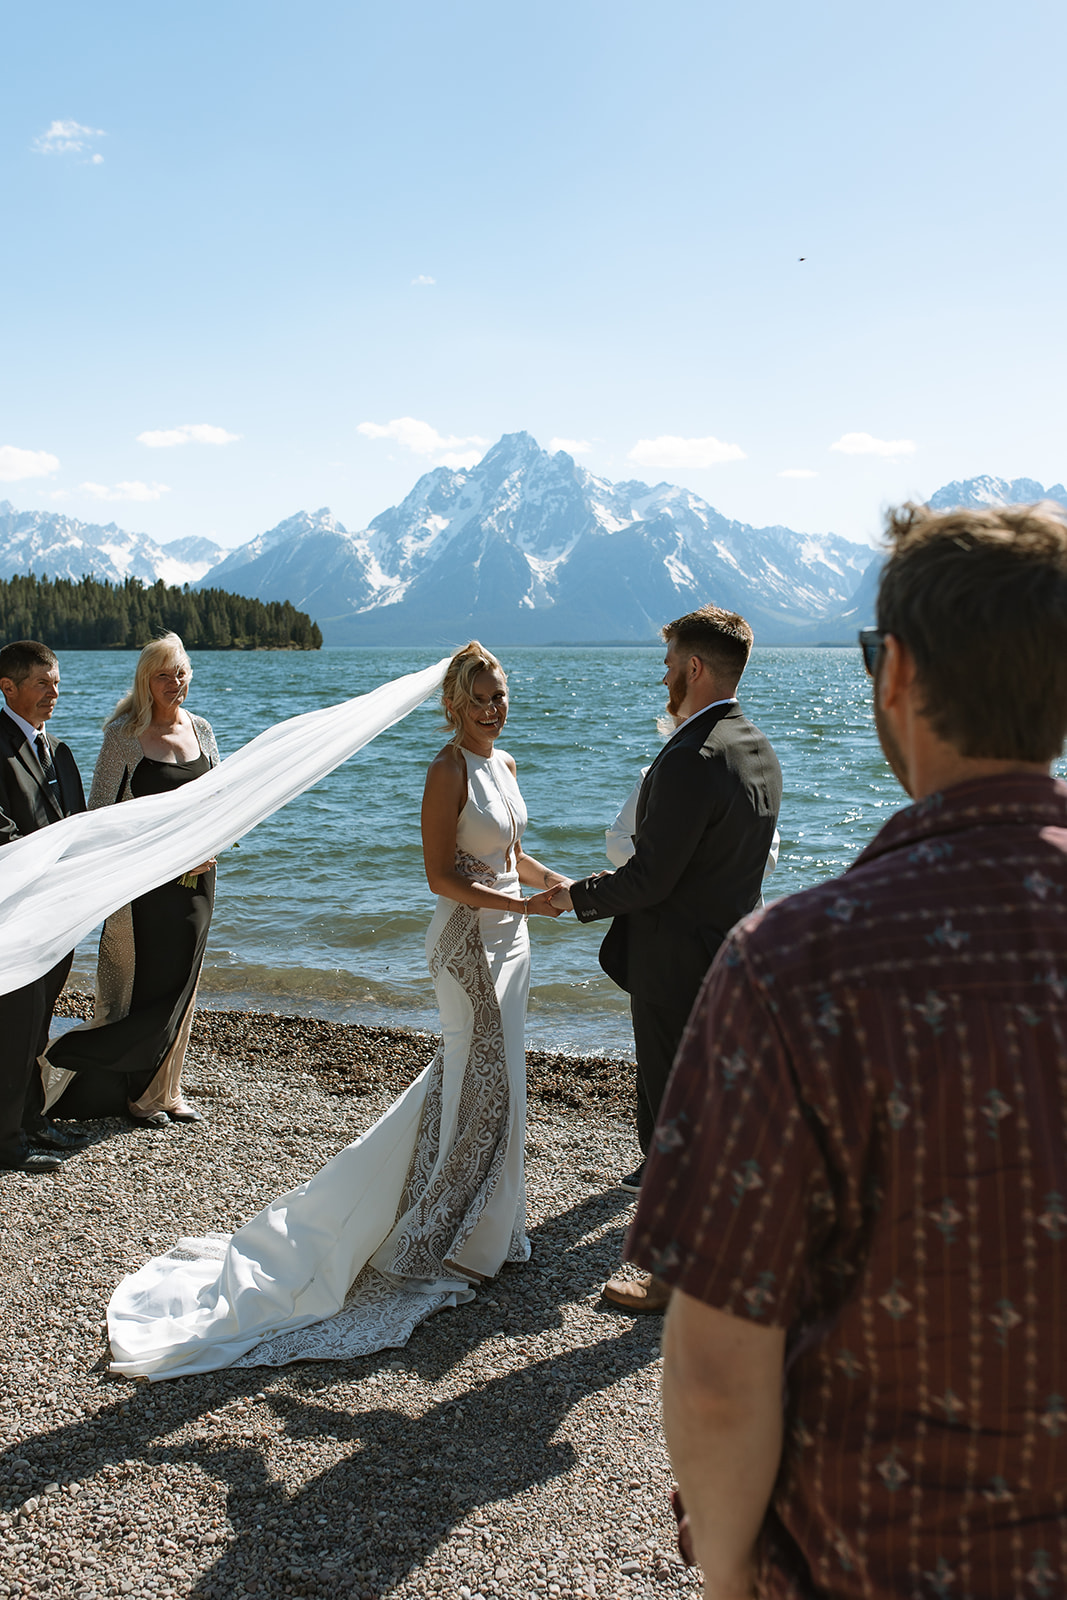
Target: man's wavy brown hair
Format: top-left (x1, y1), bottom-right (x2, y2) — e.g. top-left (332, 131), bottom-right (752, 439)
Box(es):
top-left (662, 604), bottom-right (753, 686)
top-left (876, 501), bottom-right (1067, 761)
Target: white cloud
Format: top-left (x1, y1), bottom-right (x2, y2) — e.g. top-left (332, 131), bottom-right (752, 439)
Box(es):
top-left (358, 417), bottom-right (489, 470)
top-left (81, 481), bottom-right (170, 502)
top-left (628, 434), bottom-right (746, 470)
top-left (411, 274), bottom-right (436, 286)
top-left (0, 445), bottom-right (61, 482)
top-left (830, 431), bottom-right (916, 459)
top-left (33, 119), bottom-right (106, 158)
top-left (549, 437), bottom-right (592, 457)
top-left (778, 468), bottom-right (819, 479)
top-left (137, 422), bottom-right (241, 448)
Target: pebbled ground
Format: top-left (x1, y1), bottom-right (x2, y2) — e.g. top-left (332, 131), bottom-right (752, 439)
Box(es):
top-left (0, 998), bottom-right (695, 1600)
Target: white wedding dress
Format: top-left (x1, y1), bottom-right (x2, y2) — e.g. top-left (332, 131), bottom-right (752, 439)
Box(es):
top-left (107, 746), bottom-right (531, 1380)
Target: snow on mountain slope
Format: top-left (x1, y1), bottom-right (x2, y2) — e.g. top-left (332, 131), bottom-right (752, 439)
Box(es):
top-left (3, 451), bottom-right (1062, 646)
top-left (0, 502), bottom-right (224, 586)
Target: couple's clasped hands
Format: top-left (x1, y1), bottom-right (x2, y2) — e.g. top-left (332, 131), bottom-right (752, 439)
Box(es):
top-left (543, 871), bottom-right (608, 914)
top-left (524, 877), bottom-right (576, 918)
top-left (523, 868), bottom-right (607, 917)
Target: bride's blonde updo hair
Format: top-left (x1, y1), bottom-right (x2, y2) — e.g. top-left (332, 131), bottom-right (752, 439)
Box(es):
top-left (442, 640), bottom-right (506, 747)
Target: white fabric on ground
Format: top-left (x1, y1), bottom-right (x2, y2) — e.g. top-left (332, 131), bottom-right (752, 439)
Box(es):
top-left (0, 657), bottom-right (448, 996)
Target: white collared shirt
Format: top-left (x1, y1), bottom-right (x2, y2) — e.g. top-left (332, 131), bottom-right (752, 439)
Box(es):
top-left (667, 696), bottom-right (737, 740)
top-left (3, 705), bottom-right (45, 747)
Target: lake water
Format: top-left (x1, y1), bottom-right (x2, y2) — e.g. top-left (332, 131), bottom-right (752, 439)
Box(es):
top-left (46, 646), bottom-right (1067, 1057)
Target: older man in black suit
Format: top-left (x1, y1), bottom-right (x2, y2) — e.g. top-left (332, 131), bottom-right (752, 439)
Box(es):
top-left (552, 605), bottom-right (782, 1310)
top-left (0, 640), bottom-right (88, 1174)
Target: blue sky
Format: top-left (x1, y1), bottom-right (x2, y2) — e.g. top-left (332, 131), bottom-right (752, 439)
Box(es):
top-left (2, 0), bottom-right (1064, 551)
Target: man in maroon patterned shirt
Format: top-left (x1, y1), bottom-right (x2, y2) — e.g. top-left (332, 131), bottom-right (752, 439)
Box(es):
top-left (628, 502), bottom-right (1067, 1599)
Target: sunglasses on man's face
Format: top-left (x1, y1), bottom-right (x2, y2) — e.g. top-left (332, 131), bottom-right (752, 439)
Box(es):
top-left (858, 628), bottom-right (886, 676)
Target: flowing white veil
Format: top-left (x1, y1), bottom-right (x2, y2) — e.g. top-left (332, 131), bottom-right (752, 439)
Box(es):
top-left (0, 656), bottom-right (449, 996)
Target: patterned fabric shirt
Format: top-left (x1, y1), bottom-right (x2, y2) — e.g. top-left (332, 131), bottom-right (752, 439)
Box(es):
top-left (629, 773), bottom-right (1067, 1600)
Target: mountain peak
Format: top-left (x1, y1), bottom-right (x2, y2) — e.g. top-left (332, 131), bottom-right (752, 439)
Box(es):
top-left (928, 474), bottom-right (1067, 511)
top-left (476, 431), bottom-right (542, 472)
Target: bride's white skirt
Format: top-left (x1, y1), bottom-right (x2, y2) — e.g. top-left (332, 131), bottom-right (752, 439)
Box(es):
top-left (107, 897), bottom-right (531, 1380)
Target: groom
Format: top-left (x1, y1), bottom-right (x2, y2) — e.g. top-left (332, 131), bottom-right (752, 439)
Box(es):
top-left (551, 605), bottom-right (782, 1310)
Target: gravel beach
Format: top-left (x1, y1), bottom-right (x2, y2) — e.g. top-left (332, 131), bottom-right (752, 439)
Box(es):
top-left (1, 995), bottom-right (696, 1600)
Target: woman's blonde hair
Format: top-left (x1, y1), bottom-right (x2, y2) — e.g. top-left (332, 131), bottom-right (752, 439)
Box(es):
top-left (441, 640), bottom-right (505, 747)
top-left (105, 632), bottom-right (192, 737)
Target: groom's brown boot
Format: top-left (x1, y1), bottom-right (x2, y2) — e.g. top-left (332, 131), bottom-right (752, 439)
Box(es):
top-left (601, 1271), bottom-right (671, 1314)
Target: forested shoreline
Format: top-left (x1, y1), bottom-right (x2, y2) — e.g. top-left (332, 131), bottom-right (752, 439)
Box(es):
top-left (0, 573), bottom-right (322, 650)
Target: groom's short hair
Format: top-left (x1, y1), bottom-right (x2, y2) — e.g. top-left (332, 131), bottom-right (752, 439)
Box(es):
top-left (663, 606), bottom-right (753, 686)
top-left (877, 501), bottom-right (1067, 762)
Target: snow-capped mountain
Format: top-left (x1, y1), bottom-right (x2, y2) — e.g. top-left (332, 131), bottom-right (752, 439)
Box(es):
top-left (3, 449), bottom-right (1063, 645)
top-left (204, 434), bottom-right (877, 645)
top-left (929, 475), bottom-right (1067, 512)
top-left (831, 473), bottom-right (1067, 634)
top-left (205, 509), bottom-right (394, 616)
top-left (0, 503), bottom-right (225, 587)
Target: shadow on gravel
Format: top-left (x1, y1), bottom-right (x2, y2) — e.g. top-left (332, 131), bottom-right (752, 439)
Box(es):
top-left (1, 1191), bottom-right (658, 1599)
top-left (182, 1320), bottom-right (657, 1599)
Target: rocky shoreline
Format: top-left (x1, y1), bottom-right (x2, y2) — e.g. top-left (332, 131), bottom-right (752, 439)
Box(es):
top-left (0, 998), bottom-right (695, 1600)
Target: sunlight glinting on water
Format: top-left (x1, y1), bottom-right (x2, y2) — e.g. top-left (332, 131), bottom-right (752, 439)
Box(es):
top-left (52, 646), bottom-right (1066, 1057)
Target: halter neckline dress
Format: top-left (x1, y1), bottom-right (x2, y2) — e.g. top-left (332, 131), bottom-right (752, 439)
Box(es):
top-left (106, 744), bottom-right (532, 1377)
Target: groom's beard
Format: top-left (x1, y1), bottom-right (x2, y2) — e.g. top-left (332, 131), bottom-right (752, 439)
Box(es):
top-left (664, 666), bottom-right (687, 721)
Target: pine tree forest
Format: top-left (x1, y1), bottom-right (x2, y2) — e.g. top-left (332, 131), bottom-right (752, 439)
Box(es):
top-left (0, 574), bottom-right (323, 651)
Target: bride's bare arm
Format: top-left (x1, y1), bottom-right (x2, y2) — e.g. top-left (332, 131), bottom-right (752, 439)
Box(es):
top-left (515, 848), bottom-right (571, 894)
top-left (421, 747), bottom-right (532, 915)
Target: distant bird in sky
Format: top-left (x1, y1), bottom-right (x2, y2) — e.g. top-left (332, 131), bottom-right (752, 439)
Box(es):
top-left (798, 256), bottom-right (806, 261)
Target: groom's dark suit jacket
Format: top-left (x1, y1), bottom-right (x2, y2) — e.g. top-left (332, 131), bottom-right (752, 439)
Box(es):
top-left (0, 707), bottom-right (86, 1161)
top-left (570, 702), bottom-right (782, 1009)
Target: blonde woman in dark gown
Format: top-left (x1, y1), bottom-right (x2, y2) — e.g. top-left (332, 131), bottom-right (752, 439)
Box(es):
top-left (44, 634), bottom-right (218, 1126)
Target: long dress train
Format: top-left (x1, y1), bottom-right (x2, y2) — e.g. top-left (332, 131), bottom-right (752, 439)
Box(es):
top-left (107, 745), bottom-right (531, 1379)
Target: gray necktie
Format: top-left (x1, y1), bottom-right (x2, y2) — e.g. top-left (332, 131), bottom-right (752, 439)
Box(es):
top-left (35, 733), bottom-right (61, 807)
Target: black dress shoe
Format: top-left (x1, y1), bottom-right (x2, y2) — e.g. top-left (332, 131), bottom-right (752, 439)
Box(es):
top-left (0, 1151), bottom-right (63, 1174)
top-left (28, 1122), bottom-right (90, 1152)
top-left (169, 1101), bottom-right (205, 1124)
top-left (128, 1109), bottom-right (171, 1128)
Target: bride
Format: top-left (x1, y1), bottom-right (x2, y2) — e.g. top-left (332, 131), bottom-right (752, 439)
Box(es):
top-left (106, 642), bottom-right (569, 1378)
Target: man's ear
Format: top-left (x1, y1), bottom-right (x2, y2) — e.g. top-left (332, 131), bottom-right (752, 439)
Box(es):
top-left (877, 634), bottom-right (913, 710)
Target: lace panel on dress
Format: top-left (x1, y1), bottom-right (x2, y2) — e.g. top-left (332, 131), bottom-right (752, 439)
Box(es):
top-left (378, 901), bottom-right (520, 1282)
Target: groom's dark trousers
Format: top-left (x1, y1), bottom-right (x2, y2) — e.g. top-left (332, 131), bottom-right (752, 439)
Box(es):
top-left (570, 701), bottom-right (782, 1153)
top-left (0, 708), bottom-right (86, 1166)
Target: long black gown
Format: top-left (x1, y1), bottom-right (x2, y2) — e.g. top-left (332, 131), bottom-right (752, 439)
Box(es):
top-left (47, 751), bottom-right (215, 1117)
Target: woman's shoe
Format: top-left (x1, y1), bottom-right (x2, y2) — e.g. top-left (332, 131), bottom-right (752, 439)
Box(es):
top-left (169, 1101), bottom-right (205, 1124)
top-left (128, 1108), bottom-right (171, 1128)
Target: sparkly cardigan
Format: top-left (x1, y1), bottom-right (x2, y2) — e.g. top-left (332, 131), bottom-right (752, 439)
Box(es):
top-left (88, 713), bottom-right (220, 810)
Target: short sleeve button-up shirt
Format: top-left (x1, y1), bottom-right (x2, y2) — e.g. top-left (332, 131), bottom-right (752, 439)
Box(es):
top-left (629, 773), bottom-right (1067, 1600)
